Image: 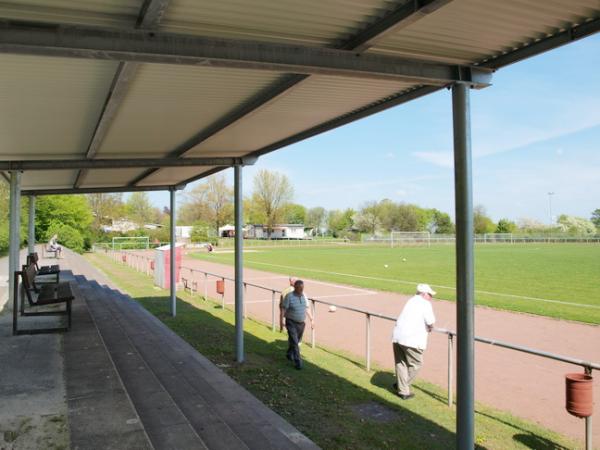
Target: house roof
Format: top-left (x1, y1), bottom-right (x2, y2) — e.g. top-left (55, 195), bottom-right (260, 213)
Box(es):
top-left (0, 0), bottom-right (598, 194)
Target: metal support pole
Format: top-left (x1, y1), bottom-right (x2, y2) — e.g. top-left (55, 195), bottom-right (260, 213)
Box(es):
top-left (585, 367), bottom-right (592, 450)
top-left (204, 273), bottom-right (208, 300)
top-left (234, 165), bottom-right (244, 363)
top-left (169, 188), bottom-right (176, 317)
top-left (8, 171), bottom-right (21, 313)
top-left (366, 314), bottom-right (371, 372)
top-left (271, 290), bottom-right (276, 331)
top-left (311, 300), bottom-right (316, 349)
top-left (27, 195), bottom-right (35, 254)
top-left (453, 82), bottom-right (475, 450)
top-left (448, 334), bottom-right (454, 407)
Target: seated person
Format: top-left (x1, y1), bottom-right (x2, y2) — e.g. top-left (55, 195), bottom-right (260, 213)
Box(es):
top-left (49, 234), bottom-right (62, 257)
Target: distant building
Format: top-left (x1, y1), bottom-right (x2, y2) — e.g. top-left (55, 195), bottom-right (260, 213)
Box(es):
top-left (102, 219), bottom-right (137, 233)
top-left (245, 224), bottom-right (308, 240)
top-left (218, 224), bottom-right (236, 238)
top-left (176, 226), bottom-right (194, 241)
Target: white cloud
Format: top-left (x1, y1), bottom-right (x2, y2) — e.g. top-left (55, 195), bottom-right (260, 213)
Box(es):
top-left (412, 151), bottom-right (453, 168)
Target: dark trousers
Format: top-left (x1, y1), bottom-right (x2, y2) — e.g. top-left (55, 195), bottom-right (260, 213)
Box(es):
top-left (286, 319), bottom-right (306, 365)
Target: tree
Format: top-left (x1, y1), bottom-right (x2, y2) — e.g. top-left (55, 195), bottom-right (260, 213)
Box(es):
top-left (180, 175), bottom-right (233, 233)
top-left (473, 205), bottom-right (495, 234)
top-left (284, 203), bottom-right (307, 224)
top-left (557, 215), bottom-right (596, 236)
top-left (354, 201), bottom-right (382, 234)
top-left (591, 209), bottom-right (600, 230)
top-left (126, 192), bottom-right (156, 226)
top-left (305, 207), bottom-right (326, 233)
top-left (87, 193), bottom-right (124, 228)
top-left (429, 209), bottom-right (455, 234)
top-left (251, 170), bottom-right (294, 238)
top-left (36, 195), bottom-right (93, 241)
top-left (496, 218), bottom-right (517, 234)
top-left (327, 209), bottom-right (354, 237)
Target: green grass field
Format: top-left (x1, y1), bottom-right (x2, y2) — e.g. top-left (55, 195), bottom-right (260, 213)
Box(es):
top-left (86, 252), bottom-right (578, 449)
top-left (191, 243), bottom-right (600, 324)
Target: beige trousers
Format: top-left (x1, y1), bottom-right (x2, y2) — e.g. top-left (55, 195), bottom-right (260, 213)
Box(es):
top-left (393, 343), bottom-right (424, 395)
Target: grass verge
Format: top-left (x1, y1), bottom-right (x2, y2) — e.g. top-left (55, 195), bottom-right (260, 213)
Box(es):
top-left (86, 252), bottom-right (578, 450)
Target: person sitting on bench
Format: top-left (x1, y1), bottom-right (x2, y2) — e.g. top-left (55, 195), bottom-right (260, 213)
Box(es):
top-left (49, 234), bottom-right (62, 258)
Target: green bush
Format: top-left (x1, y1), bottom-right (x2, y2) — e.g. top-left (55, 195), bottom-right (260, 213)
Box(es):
top-left (0, 222), bottom-right (8, 255)
top-left (46, 223), bottom-right (85, 254)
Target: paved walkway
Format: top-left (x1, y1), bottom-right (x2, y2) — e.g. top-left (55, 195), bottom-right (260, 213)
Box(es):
top-left (172, 254), bottom-right (600, 444)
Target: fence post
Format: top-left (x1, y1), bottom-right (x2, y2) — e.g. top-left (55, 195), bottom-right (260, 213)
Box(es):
top-left (448, 333), bottom-right (454, 407)
top-left (585, 366), bottom-right (592, 450)
top-left (204, 273), bottom-right (208, 300)
top-left (271, 290), bottom-right (276, 332)
top-left (366, 314), bottom-right (371, 372)
top-left (311, 300), bottom-right (316, 349)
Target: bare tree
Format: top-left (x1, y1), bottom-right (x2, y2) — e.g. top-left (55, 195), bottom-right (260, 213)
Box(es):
top-left (180, 174), bottom-right (233, 234)
top-left (87, 193), bottom-right (124, 228)
top-left (251, 169), bottom-right (293, 238)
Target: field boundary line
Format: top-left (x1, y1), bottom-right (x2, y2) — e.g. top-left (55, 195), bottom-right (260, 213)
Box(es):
top-left (243, 259), bottom-right (600, 310)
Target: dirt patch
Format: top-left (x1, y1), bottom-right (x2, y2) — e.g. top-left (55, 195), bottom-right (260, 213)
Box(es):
top-left (0, 414), bottom-right (68, 450)
top-left (351, 401), bottom-right (399, 423)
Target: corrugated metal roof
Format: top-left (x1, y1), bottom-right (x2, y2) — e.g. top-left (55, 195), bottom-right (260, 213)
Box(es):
top-left (161, 0), bottom-right (400, 46)
top-left (0, 54), bottom-right (117, 159)
top-left (186, 76), bottom-right (416, 154)
top-left (20, 170), bottom-right (78, 189)
top-left (369, 0), bottom-right (600, 64)
top-left (82, 168), bottom-right (148, 188)
top-left (96, 64), bottom-right (282, 157)
top-left (0, 0), bottom-right (142, 27)
top-left (138, 166), bottom-right (218, 186)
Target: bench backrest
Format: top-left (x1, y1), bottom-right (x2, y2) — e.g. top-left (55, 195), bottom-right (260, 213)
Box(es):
top-left (27, 252), bottom-right (40, 270)
top-left (19, 263), bottom-right (39, 307)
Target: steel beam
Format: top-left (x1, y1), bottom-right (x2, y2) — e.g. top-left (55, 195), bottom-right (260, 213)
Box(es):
top-left (234, 165), bottom-right (244, 362)
top-left (22, 184), bottom-right (180, 196)
top-left (8, 171), bottom-right (21, 313)
top-left (131, 0), bottom-right (455, 186)
top-left (169, 187), bottom-right (176, 317)
top-left (1, 171), bottom-right (9, 183)
top-left (482, 16), bottom-right (600, 69)
top-left (0, 20), bottom-right (492, 86)
top-left (0, 156), bottom-right (256, 171)
top-left (27, 195), bottom-right (35, 254)
top-left (74, 0), bottom-right (171, 188)
top-left (452, 83), bottom-right (475, 450)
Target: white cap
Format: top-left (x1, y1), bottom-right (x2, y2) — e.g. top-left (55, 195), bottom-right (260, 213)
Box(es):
top-left (417, 283), bottom-right (436, 296)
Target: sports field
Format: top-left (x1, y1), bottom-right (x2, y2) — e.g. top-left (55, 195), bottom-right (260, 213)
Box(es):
top-left (191, 243), bottom-right (600, 324)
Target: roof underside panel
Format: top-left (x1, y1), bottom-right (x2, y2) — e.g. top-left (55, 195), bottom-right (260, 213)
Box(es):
top-left (0, 54), bottom-right (118, 159)
top-left (161, 0), bottom-right (400, 46)
top-left (20, 170), bottom-right (77, 189)
top-left (186, 76), bottom-right (416, 154)
top-left (370, 0), bottom-right (600, 64)
top-left (0, 0), bottom-right (142, 27)
top-left (138, 166), bottom-right (218, 186)
top-left (96, 64), bottom-right (282, 157)
top-left (81, 168), bottom-right (149, 188)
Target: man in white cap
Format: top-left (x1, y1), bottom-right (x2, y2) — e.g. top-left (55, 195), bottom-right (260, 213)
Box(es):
top-left (391, 283), bottom-right (436, 399)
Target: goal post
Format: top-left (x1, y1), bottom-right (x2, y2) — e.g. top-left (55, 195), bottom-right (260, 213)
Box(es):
top-left (390, 231), bottom-right (431, 247)
top-left (112, 236), bottom-right (150, 251)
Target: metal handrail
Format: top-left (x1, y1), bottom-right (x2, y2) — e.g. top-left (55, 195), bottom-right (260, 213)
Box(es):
top-left (110, 250), bottom-right (598, 448)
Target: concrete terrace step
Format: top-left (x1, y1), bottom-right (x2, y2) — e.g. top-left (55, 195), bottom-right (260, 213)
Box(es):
top-left (76, 275), bottom-right (318, 450)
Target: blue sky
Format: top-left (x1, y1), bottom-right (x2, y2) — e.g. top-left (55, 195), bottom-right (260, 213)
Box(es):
top-left (149, 34), bottom-right (600, 223)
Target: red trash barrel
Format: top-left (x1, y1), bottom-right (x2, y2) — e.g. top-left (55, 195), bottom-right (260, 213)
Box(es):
top-left (216, 279), bottom-right (225, 295)
top-left (565, 373), bottom-right (593, 418)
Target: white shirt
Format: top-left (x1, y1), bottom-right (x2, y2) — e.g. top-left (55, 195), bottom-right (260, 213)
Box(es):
top-left (392, 294), bottom-right (436, 350)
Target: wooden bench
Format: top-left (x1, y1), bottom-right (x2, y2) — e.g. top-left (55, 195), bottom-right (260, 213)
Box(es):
top-left (12, 263), bottom-right (73, 335)
top-left (27, 252), bottom-right (60, 283)
top-left (42, 244), bottom-right (60, 258)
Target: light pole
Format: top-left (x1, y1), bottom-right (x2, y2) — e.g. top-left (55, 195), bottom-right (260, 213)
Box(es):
top-left (547, 192), bottom-right (555, 225)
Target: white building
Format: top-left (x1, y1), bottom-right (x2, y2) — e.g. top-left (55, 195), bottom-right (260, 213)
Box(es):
top-left (245, 224), bottom-right (307, 240)
top-left (102, 219), bottom-right (138, 233)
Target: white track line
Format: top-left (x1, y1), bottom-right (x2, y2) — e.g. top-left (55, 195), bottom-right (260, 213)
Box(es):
top-left (244, 260), bottom-right (600, 310)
